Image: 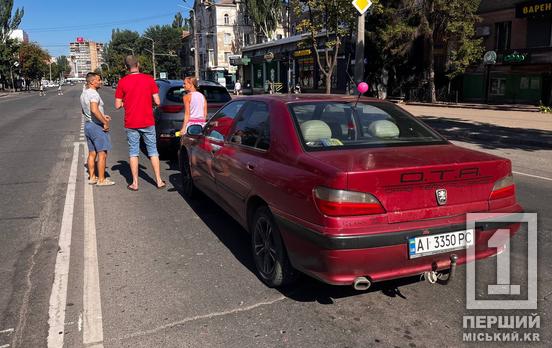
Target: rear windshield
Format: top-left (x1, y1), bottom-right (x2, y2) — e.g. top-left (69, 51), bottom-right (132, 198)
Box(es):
top-left (166, 86), bottom-right (231, 103)
top-left (288, 101), bottom-right (446, 150)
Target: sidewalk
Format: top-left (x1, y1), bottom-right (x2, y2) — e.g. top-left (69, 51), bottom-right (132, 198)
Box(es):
top-left (400, 104), bottom-right (552, 149)
top-left (401, 101), bottom-right (540, 112)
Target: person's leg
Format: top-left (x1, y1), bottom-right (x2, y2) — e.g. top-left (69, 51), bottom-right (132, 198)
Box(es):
top-left (87, 151), bottom-right (97, 181)
top-left (97, 151), bottom-right (107, 181)
top-left (142, 126), bottom-right (164, 187)
top-left (126, 128), bottom-right (140, 190)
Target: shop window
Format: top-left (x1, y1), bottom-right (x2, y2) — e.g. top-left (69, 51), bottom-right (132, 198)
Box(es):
top-left (298, 57), bottom-right (314, 89)
top-left (495, 21), bottom-right (511, 50)
top-left (224, 14), bottom-right (229, 25)
top-left (530, 78), bottom-right (540, 90)
top-left (490, 78), bottom-right (507, 96)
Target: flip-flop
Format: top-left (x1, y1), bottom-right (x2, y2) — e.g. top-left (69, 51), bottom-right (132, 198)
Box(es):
top-left (127, 184), bottom-right (138, 191)
top-left (88, 177), bottom-right (98, 185)
top-left (157, 181), bottom-right (166, 189)
top-left (96, 178), bottom-right (115, 186)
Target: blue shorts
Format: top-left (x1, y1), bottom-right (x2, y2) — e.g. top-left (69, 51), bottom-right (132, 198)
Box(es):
top-left (126, 126), bottom-right (159, 157)
top-left (84, 121), bottom-right (112, 152)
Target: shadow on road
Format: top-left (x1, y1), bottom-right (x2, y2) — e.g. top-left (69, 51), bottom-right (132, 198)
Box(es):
top-left (165, 159), bottom-right (425, 304)
top-left (111, 160), bottom-right (157, 187)
top-left (420, 116), bottom-right (552, 151)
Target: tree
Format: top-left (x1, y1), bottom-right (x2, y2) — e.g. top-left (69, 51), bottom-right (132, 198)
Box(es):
top-left (55, 55), bottom-right (72, 78)
top-left (247, 0), bottom-right (283, 40)
top-left (19, 42), bottom-right (49, 84)
top-left (292, 0), bottom-right (357, 94)
top-left (105, 29), bottom-right (141, 78)
top-left (172, 12), bottom-right (185, 28)
top-left (0, 0), bottom-right (24, 43)
top-left (141, 25), bottom-right (183, 79)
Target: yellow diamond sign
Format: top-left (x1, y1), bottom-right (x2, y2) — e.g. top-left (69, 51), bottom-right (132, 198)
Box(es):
top-left (352, 0), bottom-right (373, 15)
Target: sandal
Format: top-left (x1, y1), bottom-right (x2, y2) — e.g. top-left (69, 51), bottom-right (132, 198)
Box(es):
top-left (96, 178), bottom-right (115, 186)
top-left (88, 177), bottom-right (98, 185)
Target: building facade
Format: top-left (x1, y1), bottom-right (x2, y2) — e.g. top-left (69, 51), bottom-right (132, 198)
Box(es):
top-left (463, 0), bottom-right (552, 105)
top-left (8, 29), bottom-right (29, 43)
top-left (183, 0), bottom-right (286, 87)
top-left (69, 38), bottom-right (105, 78)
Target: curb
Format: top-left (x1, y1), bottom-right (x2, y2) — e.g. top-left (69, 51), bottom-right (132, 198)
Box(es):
top-left (400, 101), bottom-right (540, 113)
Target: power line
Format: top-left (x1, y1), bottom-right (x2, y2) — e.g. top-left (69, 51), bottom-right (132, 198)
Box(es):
top-left (25, 13), bottom-right (175, 32)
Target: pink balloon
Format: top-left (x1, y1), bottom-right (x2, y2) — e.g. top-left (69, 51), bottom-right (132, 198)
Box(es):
top-left (357, 82), bottom-right (369, 94)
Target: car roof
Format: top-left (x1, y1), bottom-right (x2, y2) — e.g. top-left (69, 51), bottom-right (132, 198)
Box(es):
top-left (231, 94), bottom-right (384, 104)
top-left (155, 79), bottom-right (224, 88)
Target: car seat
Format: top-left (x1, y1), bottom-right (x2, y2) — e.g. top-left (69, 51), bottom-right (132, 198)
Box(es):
top-left (300, 120), bottom-right (332, 143)
top-left (368, 120), bottom-right (400, 139)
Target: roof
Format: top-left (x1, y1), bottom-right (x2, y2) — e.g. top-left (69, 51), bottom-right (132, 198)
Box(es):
top-left (478, 0), bottom-right (520, 13)
top-left (231, 94), bottom-right (384, 104)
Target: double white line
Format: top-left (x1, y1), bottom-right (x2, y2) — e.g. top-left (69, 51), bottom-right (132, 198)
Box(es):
top-left (47, 121), bottom-right (104, 347)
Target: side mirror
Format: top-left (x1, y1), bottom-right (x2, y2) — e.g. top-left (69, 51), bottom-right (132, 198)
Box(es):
top-left (187, 124), bottom-right (203, 136)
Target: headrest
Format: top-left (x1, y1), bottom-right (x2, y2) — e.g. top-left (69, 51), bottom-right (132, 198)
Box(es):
top-left (369, 120), bottom-right (400, 138)
top-left (300, 120), bottom-right (332, 142)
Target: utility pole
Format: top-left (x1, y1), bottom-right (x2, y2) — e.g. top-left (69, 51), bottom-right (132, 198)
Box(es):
top-left (178, 3), bottom-right (200, 79)
top-left (354, 12), bottom-right (365, 85)
top-left (143, 36), bottom-right (156, 79)
top-left (49, 61), bottom-right (52, 81)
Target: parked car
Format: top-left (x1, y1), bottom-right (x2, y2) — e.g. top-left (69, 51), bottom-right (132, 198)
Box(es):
top-left (178, 95), bottom-right (523, 289)
top-left (154, 79), bottom-right (232, 154)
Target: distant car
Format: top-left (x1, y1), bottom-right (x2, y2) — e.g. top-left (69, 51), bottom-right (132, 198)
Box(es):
top-left (154, 79), bottom-right (232, 154)
top-left (178, 95), bottom-right (523, 289)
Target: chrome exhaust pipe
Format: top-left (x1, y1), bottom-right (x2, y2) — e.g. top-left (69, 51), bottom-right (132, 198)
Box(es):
top-left (353, 277), bottom-right (371, 291)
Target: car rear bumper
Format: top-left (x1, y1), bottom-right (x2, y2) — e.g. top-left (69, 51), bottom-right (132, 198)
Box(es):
top-left (273, 205), bottom-right (523, 286)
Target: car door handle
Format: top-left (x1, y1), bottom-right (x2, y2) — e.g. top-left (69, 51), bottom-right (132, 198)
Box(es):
top-left (246, 163), bottom-right (255, 171)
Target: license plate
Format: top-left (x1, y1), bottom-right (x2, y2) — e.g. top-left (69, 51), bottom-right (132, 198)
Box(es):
top-left (408, 229), bottom-right (474, 259)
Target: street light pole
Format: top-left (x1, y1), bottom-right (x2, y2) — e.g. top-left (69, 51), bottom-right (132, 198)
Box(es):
top-left (49, 61), bottom-right (52, 81)
top-left (143, 36), bottom-right (156, 79)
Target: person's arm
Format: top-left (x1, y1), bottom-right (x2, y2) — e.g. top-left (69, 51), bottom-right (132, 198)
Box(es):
top-left (180, 94), bottom-right (191, 134)
top-left (90, 101), bottom-right (110, 131)
top-left (115, 98), bottom-right (123, 109)
top-left (152, 93), bottom-right (160, 107)
top-left (114, 83), bottom-right (123, 109)
top-left (203, 95), bottom-right (208, 121)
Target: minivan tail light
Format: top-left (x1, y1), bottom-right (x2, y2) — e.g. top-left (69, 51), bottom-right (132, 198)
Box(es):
top-left (490, 174), bottom-right (515, 200)
top-left (160, 105), bottom-right (184, 113)
top-left (314, 187), bottom-right (385, 216)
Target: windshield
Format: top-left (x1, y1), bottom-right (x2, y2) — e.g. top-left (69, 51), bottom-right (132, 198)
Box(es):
top-left (288, 101), bottom-right (446, 150)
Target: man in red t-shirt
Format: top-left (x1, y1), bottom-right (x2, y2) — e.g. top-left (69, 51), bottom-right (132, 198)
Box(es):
top-left (115, 55), bottom-right (165, 191)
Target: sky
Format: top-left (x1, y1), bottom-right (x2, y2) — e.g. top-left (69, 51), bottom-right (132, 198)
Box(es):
top-left (15, 0), bottom-right (194, 57)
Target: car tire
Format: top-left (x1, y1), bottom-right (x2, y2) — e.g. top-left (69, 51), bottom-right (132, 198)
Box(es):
top-left (179, 149), bottom-right (195, 199)
top-left (251, 206), bottom-right (296, 288)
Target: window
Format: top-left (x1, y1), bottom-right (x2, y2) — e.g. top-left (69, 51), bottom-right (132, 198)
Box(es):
top-left (495, 21), bottom-right (511, 50)
top-left (198, 86), bottom-right (232, 103)
top-left (244, 33), bottom-right (251, 45)
top-left (204, 101), bottom-right (246, 141)
top-left (288, 102), bottom-right (445, 150)
top-left (224, 33), bottom-right (232, 45)
top-left (527, 19), bottom-right (552, 48)
top-left (230, 102), bottom-right (270, 150)
top-left (490, 78), bottom-right (507, 95)
top-left (224, 14), bottom-right (229, 25)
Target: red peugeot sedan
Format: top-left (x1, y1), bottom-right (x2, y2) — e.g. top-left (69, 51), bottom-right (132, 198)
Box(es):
top-left (178, 95), bottom-right (523, 289)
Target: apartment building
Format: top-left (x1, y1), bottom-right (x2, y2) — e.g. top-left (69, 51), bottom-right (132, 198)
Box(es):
top-left (183, 0), bottom-right (286, 87)
top-left (463, 0), bottom-right (552, 104)
top-left (69, 38), bottom-right (105, 78)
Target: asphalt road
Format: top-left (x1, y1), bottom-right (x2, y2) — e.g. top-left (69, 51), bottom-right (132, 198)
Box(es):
top-left (0, 87), bottom-right (551, 347)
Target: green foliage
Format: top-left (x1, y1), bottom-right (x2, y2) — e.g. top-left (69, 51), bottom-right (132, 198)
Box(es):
top-left (246, 0), bottom-right (283, 39)
top-left (0, 0), bottom-right (24, 43)
top-left (292, 0), bottom-right (357, 93)
top-left (539, 101), bottom-right (552, 114)
top-left (19, 42), bottom-right (49, 82)
top-left (105, 29), bottom-right (141, 78)
top-left (172, 12), bottom-right (185, 28)
top-left (141, 25), bottom-right (183, 79)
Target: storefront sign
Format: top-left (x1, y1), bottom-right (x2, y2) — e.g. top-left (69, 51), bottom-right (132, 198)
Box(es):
top-left (241, 56), bottom-right (251, 65)
top-left (229, 56), bottom-right (242, 66)
top-left (293, 49), bottom-right (312, 57)
top-left (503, 52), bottom-right (528, 64)
top-left (516, 0), bottom-right (552, 18)
top-left (264, 52), bottom-right (274, 62)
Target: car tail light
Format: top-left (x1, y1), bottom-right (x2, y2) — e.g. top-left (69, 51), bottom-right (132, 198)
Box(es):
top-left (160, 105), bottom-right (184, 113)
top-left (490, 174), bottom-right (515, 200)
top-left (314, 187), bottom-right (385, 216)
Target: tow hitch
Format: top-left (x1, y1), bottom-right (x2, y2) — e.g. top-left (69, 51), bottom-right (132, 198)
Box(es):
top-left (423, 254), bottom-right (458, 285)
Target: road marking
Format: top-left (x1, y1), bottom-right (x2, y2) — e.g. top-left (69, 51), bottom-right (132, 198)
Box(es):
top-left (513, 171), bottom-right (552, 182)
top-left (83, 148), bottom-right (104, 347)
top-left (116, 296), bottom-right (286, 341)
top-left (47, 142), bottom-right (80, 348)
top-left (0, 344), bottom-right (10, 348)
top-left (0, 328), bottom-right (14, 334)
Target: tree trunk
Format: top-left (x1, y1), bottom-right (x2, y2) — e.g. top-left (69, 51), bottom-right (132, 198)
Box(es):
top-left (427, 0), bottom-right (437, 103)
top-left (326, 73), bottom-right (331, 94)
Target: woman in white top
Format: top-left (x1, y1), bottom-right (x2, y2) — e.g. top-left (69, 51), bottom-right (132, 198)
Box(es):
top-left (180, 76), bottom-right (208, 135)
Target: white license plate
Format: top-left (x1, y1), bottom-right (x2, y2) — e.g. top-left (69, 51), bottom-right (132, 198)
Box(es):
top-left (408, 229), bottom-right (474, 259)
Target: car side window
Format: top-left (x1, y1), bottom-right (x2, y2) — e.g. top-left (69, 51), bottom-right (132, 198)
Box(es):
top-left (204, 101), bottom-right (246, 141)
top-left (230, 102), bottom-right (270, 150)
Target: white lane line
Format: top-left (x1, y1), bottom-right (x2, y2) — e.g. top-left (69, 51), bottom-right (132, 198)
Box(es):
top-left (513, 171), bottom-right (552, 182)
top-left (0, 344), bottom-right (10, 348)
top-left (47, 142), bottom-right (80, 348)
top-left (0, 328), bottom-right (13, 334)
top-left (83, 149), bottom-right (104, 347)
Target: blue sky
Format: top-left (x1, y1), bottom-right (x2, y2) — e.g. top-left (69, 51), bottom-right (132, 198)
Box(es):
top-left (15, 0), bottom-right (194, 57)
